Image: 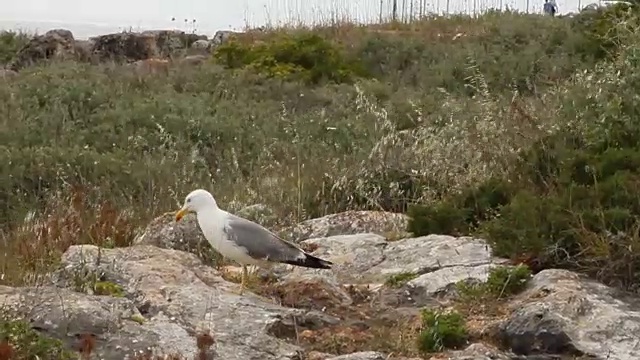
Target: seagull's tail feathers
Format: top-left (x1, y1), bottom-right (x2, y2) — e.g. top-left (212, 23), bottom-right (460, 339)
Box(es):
top-left (284, 252), bottom-right (333, 269)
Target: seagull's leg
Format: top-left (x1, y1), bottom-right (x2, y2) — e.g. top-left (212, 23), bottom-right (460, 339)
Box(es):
top-left (239, 265), bottom-right (248, 296)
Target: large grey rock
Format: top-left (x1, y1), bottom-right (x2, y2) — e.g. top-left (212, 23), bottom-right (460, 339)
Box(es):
top-left (326, 352), bottom-right (386, 360)
top-left (8, 28), bottom-right (76, 71)
top-left (46, 244), bottom-right (324, 359)
top-left (293, 234), bottom-right (504, 287)
top-left (191, 39), bottom-right (211, 50)
top-left (212, 30), bottom-right (241, 45)
top-left (281, 210), bottom-right (410, 243)
top-left (132, 212), bottom-right (220, 266)
top-left (283, 233), bottom-right (507, 309)
top-left (432, 343), bottom-right (511, 360)
top-left (500, 269), bottom-right (640, 360)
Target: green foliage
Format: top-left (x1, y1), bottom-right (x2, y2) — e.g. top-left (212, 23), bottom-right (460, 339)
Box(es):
top-left (0, 30), bottom-right (29, 65)
top-left (476, 19), bottom-right (640, 288)
top-left (407, 179), bottom-right (513, 236)
top-left (0, 316), bottom-right (75, 359)
top-left (213, 32), bottom-right (367, 84)
top-left (355, 12), bottom-right (599, 95)
top-left (407, 203), bottom-right (469, 236)
top-left (385, 272), bottom-right (418, 288)
top-left (571, 2), bottom-right (640, 60)
top-left (417, 309), bottom-right (467, 353)
top-left (456, 265), bottom-right (531, 313)
top-left (93, 281), bottom-right (125, 297)
top-left (484, 265), bottom-right (532, 296)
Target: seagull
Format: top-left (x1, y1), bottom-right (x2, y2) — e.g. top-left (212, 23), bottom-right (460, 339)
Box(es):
top-left (174, 189), bottom-right (333, 295)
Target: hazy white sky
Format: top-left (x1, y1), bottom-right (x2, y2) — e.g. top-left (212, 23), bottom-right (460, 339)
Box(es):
top-left (1, 0), bottom-right (592, 39)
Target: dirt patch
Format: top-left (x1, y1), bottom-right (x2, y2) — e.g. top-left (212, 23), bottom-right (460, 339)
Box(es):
top-left (257, 279), bottom-right (425, 358)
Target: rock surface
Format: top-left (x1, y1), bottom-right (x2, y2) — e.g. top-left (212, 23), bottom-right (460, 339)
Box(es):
top-left (7, 28), bottom-right (213, 71)
top-left (48, 244), bottom-right (316, 359)
top-left (291, 234), bottom-right (506, 290)
top-left (500, 269), bottom-right (640, 360)
top-left (3, 208), bottom-right (640, 360)
top-left (280, 210), bottom-right (410, 243)
top-left (9, 28), bottom-right (77, 71)
top-left (132, 212), bottom-right (220, 265)
top-left (431, 343), bottom-right (511, 360)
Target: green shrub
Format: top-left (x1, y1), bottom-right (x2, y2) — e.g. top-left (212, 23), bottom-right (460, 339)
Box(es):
top-left (407, 203), bottom-right (469, 237)
top-left (385, 272), bottom-right (418, 288)
top-left (484, 264), bottom-right (532, 296)
top-left (417, 309), bottom-right (467, 353)
top-left (477, 26), bottom-right (640, 288)
top-left (0, 317), bottom-right (74, 359)
top-left (0, 31), bottom-right (29, 65)
top-left (571, 2), bottom-right (640, 60)
top-left (213, 32), bottom-right (367, 84)
top-left (407, 178), bottom-right (513, 237)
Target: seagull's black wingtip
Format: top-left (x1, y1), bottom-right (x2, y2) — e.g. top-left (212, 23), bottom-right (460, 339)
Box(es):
top-left (283, 253), bottom-right (333, 269)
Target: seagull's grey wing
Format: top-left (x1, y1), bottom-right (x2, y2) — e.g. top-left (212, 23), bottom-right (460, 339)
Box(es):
top-left (224, 214), bottom-right (305, 263)
top-left (224, 214), bottom-right (333, 269)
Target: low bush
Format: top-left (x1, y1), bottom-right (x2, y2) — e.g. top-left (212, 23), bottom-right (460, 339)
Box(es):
top-left (0, 30), bottom-right (29, 65)
top-left (213, 32), bottom-right (368, 84)
top-left (0, 316), bottom-right (74, 359)
top-left (417, 309), bottom-right (467, 353)
top-left (407, 10), bottom-right (640, 289)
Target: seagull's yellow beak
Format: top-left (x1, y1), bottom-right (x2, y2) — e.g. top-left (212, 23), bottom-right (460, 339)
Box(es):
top-left (175, 207), bottom-right (189, 222)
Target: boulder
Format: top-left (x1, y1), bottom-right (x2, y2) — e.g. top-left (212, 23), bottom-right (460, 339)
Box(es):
top-left (500, 269), bottom-right (640, 360)
top-left (90, 30), bottom-right (206, 62)
top-left (291, 234), bottom-right (505, 287)
top-left (212, 30), bottom-right (241, 46)
top-left (90, 32), bottom-right (158, 62)
top-left (8, 28), bottom-right (76, 71)
top-left (281, 210), bottom-right (410, 243)
top-left (191, 39), bottom-right (211, 50)
top-left (132, 212), bottom-right (220, 266)
top-left (43, 244), bottom-right (326, 359)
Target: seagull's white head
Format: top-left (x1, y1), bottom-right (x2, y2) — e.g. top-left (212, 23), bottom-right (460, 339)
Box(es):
top-left (175, 189), bottom-right (218, 222)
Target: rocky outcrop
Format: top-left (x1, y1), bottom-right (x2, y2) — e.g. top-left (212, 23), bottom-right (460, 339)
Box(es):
top-left (47, 244), bottom-right (316, 359)
top-left (212, 30), bottom-right (241, 45)
top-left (6, 28), bottom-right (213, 70)
top-left (8, 29), bottom-right (77, 71)
top-left (280, 210), bottom-right (410, 242)
top-left (499, 269), bottom-right (640, 360)
top-left (89, 30), bottom-right (208, 62)
top-left (132, 212), bottom-right (220, 266)
top-left (3, 208), bottom-right (640, 359)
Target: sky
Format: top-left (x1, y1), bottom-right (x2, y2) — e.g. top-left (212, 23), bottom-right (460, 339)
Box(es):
top-left (0, 0), bottom-right (596, 39)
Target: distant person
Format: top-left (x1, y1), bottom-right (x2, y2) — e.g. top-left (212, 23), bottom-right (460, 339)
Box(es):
top-left (544, 0), bottom-right (558, 16)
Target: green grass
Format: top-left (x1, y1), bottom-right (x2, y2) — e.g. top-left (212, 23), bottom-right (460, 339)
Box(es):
top-left (0, 30), bottom-right (30, 65)
top-left (457, 265), bottom-right (532, 302)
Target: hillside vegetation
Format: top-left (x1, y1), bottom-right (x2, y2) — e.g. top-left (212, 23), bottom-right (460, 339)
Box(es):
top-left (1, 6), bottom-right (639, 292)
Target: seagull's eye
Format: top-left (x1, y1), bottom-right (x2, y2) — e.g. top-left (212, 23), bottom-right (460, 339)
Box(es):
top-left (187, 198), bottom-right (192, 203)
